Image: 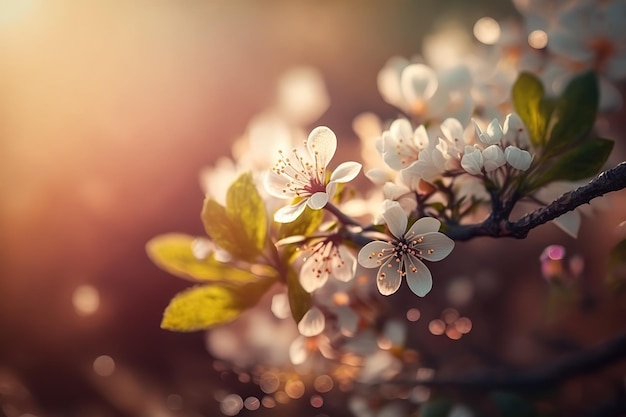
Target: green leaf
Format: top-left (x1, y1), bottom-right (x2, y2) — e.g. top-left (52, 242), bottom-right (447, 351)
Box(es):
top-left (531, 138), bottom-right (613, 188)
top-left (490, 392), bottom-right (537, 417)
top-left (146, 233), bottom-right (259, 283)
top-left (286, 266), bottom-right (311, 323)
top-left (226, 172), bottom-right (268, 253)
top-left (546, 71), bottom-right (598, 152)
top-left (512, 72), bottom-right (548, 147)
top-left (161, 279), bottom-right (276, 331)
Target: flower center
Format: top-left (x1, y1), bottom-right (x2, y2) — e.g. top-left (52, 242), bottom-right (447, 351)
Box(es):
top-left (304, 239), bottom-right (345, 279)
top-left (272, 148), bottom-right (326, 197)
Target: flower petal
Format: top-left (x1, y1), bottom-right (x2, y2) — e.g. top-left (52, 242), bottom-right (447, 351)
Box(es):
top-left (298, 306), bottom-right (325, 337)
top-left (406, 216), bottom-right (441, 235)
top-left (505, 146), bottom-right (533, 171)
top-left (330, 161), bottom-right (362, 183)
top-left (308, 192), bottom-right (329, 209)
top-left (382, 201), bottom-right (408, 239)
top-left (270, 292), bottom-right (292, 319)
top-left (404, 256), bottom-right (432, 297)
top-left (485, 118), bottom-right (504, 143)
top-left (376, 263), bottom-right (402, 296)
top-left (358, 241), bottom-right (393, 268)
top-left (274, 199), bottom-right (308, 223)
top-left (440, 117), bottom-right (464, 144)
top-left (300, 255), bottom-right (330, 293)
top-left (289, 335), bottom-right (308, 365)
top-left (307, 126), bottom-right (337, 168)
top-left (365, 168), bottom-right (391, 185)
top-left (264, 170), bottom-right (293, 199)
top-left (334, 245), bottom-right (357, 282)
top-left (415, 232), bottom-right (455, 262)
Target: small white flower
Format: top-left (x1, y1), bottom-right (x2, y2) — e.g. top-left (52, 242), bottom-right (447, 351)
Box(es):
top-left (461, 145), bottom-right (484, 175)
top-left (502, 112), bottom-right (530, 147)
top-left (473, 118), bottom-right (504, 145)
top-left (482, 144), bottom-right (506, 172)
top-left (357, 202), bottom-right (455, 297)
top-left (505, 145), bottom-right (533, 171)
top-left (265, 126), bottom-right (362, 223)
top-left (299, 239), bottom-right (357, 293)
top-left (382, 119), bottom-right (430, 170)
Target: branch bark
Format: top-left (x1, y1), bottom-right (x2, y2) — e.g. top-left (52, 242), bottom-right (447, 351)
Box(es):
top-left (380, 332), bottom-right (626, 392)
top-left (446, 161), bottom-right (626, 241)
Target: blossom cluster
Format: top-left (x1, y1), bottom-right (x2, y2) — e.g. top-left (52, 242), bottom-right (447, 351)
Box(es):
top-left (147, 0), bottom-right (625, 415)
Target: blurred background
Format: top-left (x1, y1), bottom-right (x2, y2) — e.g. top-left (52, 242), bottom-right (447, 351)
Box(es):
top-left (1, 1), bottom-right (625, 416)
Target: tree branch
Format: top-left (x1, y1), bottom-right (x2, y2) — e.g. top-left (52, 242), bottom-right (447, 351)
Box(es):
top-left (380, 332), bottom-right (626, 392)
top-left (446, 161), bottom-right (626, 241)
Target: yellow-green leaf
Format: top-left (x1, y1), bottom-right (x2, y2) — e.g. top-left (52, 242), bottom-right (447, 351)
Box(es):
top-left (202, 198), bottom-right (261, 262)
top-left (226, 172), bottom-right (268, 253)
top-left (146, 233), bottom-right (259, 283)
top-left (512, 72), bottom-right (548, 147)
top-left (161, 279), bottom-right (276, 332)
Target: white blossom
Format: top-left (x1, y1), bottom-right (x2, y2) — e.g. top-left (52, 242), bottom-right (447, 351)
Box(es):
top-left (265, 126), bottom-right (362, 223)
top-left (357, 202), bottom-right (455, 297)
top-left (382, 119), bottom-right (430, 170)
top-left (502, 112), bottom-right (530, 147)
top-left (299, 239), bottom-right (357, 293)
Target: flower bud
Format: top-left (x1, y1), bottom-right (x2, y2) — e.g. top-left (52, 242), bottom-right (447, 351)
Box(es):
top-left (503, 112), bottom-right (530, 146)
top-left (505, 146), bottom-right (533, 170)
top-left (482, 145), bottom-right (506, 171)
top-left (473, 118), bottom-right (503, 145)
top-left (461, 145), bottom-right (484, 175)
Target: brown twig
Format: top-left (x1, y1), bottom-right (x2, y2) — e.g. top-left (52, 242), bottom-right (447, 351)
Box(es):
top-left (378, 332), bottom-right (626, 392)
top-left (445, 161), bottom-right (626, 241)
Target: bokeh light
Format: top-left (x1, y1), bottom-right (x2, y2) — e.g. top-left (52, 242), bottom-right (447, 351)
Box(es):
top-left (313, 375), bottom-right (334, 393)
top-left (285, 379), bottom-right (305, 399)
top-left (310, 394), bottom-right (324, 408)
top-left (473, 17), bottom-right (501, 44)
top-left (92, 355), bottom-right (115, 377)
top-left (406, 308), bottom-right (421, 322)
top-left (72, 284), bottom-right (100, 316)
top-left (244, 396), bottom-right (260, 411)
top-left (220, 394), bottom-right (243, 416)
top-left (428, 319), bottom-right (446, 336)
top-left (528, 29), bottom-right (548, 49)
top-left (259, 372), bottom-right (280, 394)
